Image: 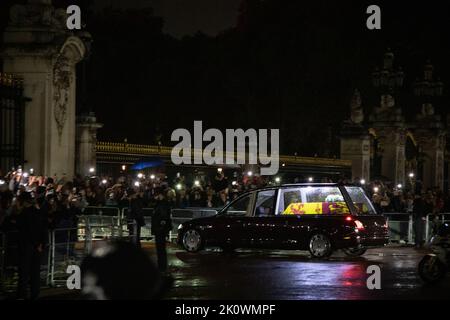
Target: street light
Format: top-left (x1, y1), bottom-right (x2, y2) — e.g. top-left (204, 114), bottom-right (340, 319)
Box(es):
top-left (0, 180), bottom-right (5, 185)
top-left (217, 168), bottom-right (223, 173)
top-left (137, 173), bottom-right (143, 179)
top-left (275, 177), bottom-right (281, 183)
top-left (194, 180), bottom-right (200, 187)
top-left (150, 174), bottom-right (155, 180)
top-left (121, 165), bottom-right (126, 171)
top-left (360, 179), bottom-right (366, 185)
top-left (176, 183), bottom-right (182, 190)
top-left (134, 181), bottom-right (140, 187)
top-left (232, 181), bottom-right (237, 186)
top-left (102, 179), bottom-right (107, 185)
top-left (409, 173), bottom-right (415, 178)
top-left (308, 177), bottom-right (313, 182)
top-left (397, 184), bottom-right (402, 189)
top-left (30, 168), bottom-right (34, 175)
top-left (247, 171), bottom-right (253, 177)
top-left (89, 167), bottom-right (95, 174)
top-left (373, 187), bottom-right (379, 193)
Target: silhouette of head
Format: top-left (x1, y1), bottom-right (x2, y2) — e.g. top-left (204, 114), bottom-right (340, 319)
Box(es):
top-left (81, 241), bottom-right (164, 299)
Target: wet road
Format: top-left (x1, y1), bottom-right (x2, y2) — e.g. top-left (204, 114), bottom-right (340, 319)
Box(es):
top-left (161, 245), bottom-right (450, 300)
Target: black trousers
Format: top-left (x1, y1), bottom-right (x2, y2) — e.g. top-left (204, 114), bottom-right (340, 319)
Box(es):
top-left (154, 233), bottom-right (167, 272)
top-left (413, 218), bottom-right (425, 246)
top-left (17, 245), bottom-right (41, 300)
top-left (127, 220), bottom-right (142, 247)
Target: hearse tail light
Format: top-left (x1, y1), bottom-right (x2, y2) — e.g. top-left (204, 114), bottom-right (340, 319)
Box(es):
top-left (354, 220), bottom-right (364, 230)
top-left (345, 216), bottom-right (352, 222)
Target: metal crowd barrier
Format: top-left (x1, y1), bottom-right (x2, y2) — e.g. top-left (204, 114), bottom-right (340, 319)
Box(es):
top-left (47, 220), bottom-right (138, 287)
top-left (383, 213), bottom-right (413, 244)
top-left (47, 226), bottom-right (88, 287)
top-left (383, 212), bottom-right (450, 244)
top-left (121, 207), bottom-right (154, 219)
top-left (81, 206), bottom-right (121, 217)
top-left (0, 224), bottom-right (136, 292)
top-left (118, 207), bottom-right (218, 241)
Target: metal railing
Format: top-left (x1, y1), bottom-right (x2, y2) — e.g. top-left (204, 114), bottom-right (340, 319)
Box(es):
top-left (47, 226), bottom-right (88, 287)
top-left (383, 212), bottom-right (450, 244)
top-left (119, 207), bottom-right (218, 241)
top-left (383, 213), bottom-right (413, 244)
top-left (81, 206), bottom-right (121, 217)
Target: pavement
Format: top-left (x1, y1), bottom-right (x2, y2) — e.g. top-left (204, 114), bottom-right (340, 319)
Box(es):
top-left (2, 243), bottom-right (450, 300)
top-left (167, 245), bottom-right (450, 300)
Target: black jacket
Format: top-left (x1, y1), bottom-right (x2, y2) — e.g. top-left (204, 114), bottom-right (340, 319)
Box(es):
top-left (16, 205), bottom-right (48, 248)
top-left (127, 197), bottom-right (146, 227)
top-left (151, 199), bottom-right (172, 235)
top-left (412, 198), bottom-right (427, 219)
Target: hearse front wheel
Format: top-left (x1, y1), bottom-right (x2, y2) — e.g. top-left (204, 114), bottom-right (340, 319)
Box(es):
top-left (182, 229), bottom-right (203, 252)
top-left (343, 246), bottom-right (367, 257)
top-left (308, 233), bottom-right (332, 258)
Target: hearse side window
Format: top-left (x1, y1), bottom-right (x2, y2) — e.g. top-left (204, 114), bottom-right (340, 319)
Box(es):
top-left (223, 193), bottom-right (252, 216)
top-left (277, 188), bottom-right (301, 214)
top-left (278, 187), bottom-right (350, 215)
top-left (254, 190), bottom-right (277, 216)
top-left (344, 186), bottom-right (377, 214)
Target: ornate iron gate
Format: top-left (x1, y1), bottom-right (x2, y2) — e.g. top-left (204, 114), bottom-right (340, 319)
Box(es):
top-left (0, 72), bottom-right (25, 174)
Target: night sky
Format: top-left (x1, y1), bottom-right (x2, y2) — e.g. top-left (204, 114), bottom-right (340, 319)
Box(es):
top-left (1, 0), bottom-right (450, 156)
top-left (92, 0), bottom-right (242, 37)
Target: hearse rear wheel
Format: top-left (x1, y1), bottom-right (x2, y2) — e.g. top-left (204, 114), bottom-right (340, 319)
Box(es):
top-left (343, 246), bottom-right (367, 257)
top-left (182, 229), bottom-right (203, 252)
top-left (308, 233), bottom-right (332, 259)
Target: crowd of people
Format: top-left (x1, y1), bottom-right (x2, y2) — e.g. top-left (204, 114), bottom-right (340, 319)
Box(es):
top-left (2, 167), bottom-right (450, 299)
top-left (363, 180), bottom-right (450, 215)
top-left (0, 167), bottom-right (285, 299)
top-left (2, 169), bottom-right (450, 225)
top-left (0, 168), bottom-right (284, 224)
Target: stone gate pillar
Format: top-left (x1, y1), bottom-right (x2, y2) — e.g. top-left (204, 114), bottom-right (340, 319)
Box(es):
top-left (340, 89), bottom-right (371, 181)
top-left (415, 110), bottom-right (446, 190)
top-left (1, 0), bottom-right (88, 177)
top-left (76, 112), bottom-right (103, 176)
top-left (340, 129), bottom-right (371, 182)
top-left (377, 127), bottom-right (406, 186)
top-left (369, 96), bottom-right (407, 186)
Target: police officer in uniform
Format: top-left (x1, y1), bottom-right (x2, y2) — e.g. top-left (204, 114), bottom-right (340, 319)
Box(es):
top-left (151, 188), bottom-right (172, 272)
top-left (126, 188), bottom-right (145, 247)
